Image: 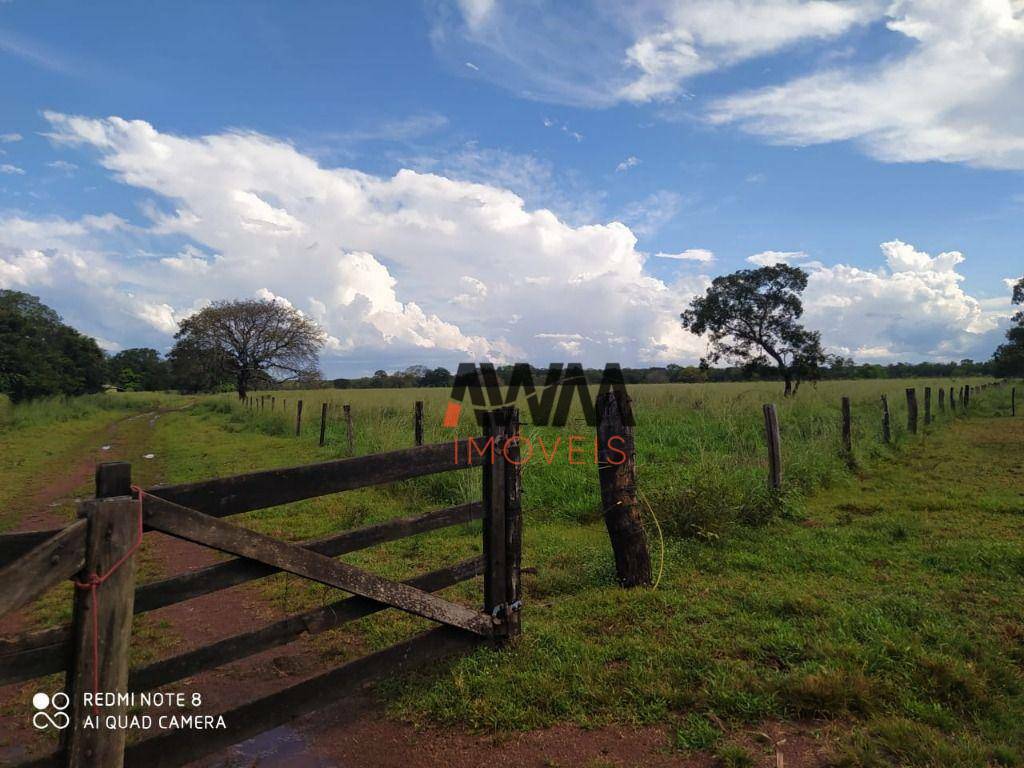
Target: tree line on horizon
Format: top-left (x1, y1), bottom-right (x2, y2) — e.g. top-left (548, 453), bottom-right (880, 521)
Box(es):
top-left (2, 265), bottom-right (1022, 404)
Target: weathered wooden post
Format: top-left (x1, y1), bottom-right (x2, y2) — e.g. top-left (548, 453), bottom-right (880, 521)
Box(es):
top-left (906, 388), bottom-right (918, 434)
top-left (344, 404), bottom-right (354, 454)
top-left (295, 400), bottom-right (303, 436)
top-left (319, 402), bottom-right (328, 446)
top-left (596, 390), bottom-right (652, 588)
top-left (938, 387), bottom-right (945, 412)
top-left (950, 387), bottom-right (957, 412)
top-left (763, 403), bottom-right (782, 490)
top-left (481, 407), bottom-right (522, 639)
top-left (67, 462), bottom-right (139, 767)
top-left (924, 386), bottom-right (932, 425)
top-left (271, 396), bottom-right (276, 411)
top-left (414, 400), bottom-right (424, 446)
top-left (1013, 387), bottom-right (1016, 417)
top-left (841, 396), bottom-right (852, 457)
top-left (964, 384), bottom-right (971, 408)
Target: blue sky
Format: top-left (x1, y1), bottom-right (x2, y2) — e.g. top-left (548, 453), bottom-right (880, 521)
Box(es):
top-left (1, 0), bottom-right (1022, 375)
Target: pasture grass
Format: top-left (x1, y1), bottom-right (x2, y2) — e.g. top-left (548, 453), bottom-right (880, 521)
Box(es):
top-left (133, 378), bottom-right (1021, 765)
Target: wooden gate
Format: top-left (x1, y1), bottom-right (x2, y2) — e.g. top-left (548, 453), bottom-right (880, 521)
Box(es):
top-left (0, 407), bottom-right (522, 768)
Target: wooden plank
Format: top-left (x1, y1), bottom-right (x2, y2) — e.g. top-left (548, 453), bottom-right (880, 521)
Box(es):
top-left (143, 438), bottom-right (478, 519)
top-left (504, 409), bottom-right (523, 638)
top-left (596, 392), bottom-right (652, 588)
top-left (124, 626), bottom-right (479, 768)
top-left (67, 497), bottom-right (140, 768)
top-left (140, 494), bottom-right (493, 636)
top-left (0, 520), bottom-right (87, 619)
top-left (0, 502), bottom-right (483, 685)
top-left (906, 388), bottom-right (918, 434)
top-left (0, 528), bottom-right (66, 567)
top-left (129, 556), bottom-right (483, 691)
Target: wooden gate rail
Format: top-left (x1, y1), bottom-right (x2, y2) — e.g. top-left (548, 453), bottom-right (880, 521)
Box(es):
top-left (0, 407), bottom-right (522, 768)
top-left (0, 438), bottom-right (485, 567)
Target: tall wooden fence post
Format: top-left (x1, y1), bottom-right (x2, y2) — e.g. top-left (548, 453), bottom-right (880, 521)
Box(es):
top-left (950, 387), bottom-right (956, 412)
top-left (841, 396), bottom-right (852, 458)
top-left (344, 404), bottom-right (354, 455)
top-left (924, 387), bottom-right (932, 425)
top-left (481, 407), bottom-right (522, 639)
top-left (596, 391), bottom-right (652, 588)
top-left (319, 402), bottom-right (328, 446)
top-left (906, 388), bottom-right (918, 434)
top-left (1012, 387), bottom-right (1016, 417)
top-left (763, 404), bottom-right (782, 490)
top-left (414, 401), bottom-right (424, 446)
top-left (938, 387), bottom-right (945, 412)
top-left (295, 400), bottom-right (303, 437)
top-left (881, 394), bottom-right (892, 443)
top-left (964, 384), bottom-right (971, 408)
top-left (67, 462), bottom-right (138, 768)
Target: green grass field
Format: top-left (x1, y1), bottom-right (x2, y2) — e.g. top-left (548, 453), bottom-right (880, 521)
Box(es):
top-left (1, 379), bottom-right (1020, 765)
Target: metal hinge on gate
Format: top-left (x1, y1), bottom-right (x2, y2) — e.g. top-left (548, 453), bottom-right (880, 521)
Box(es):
top-left (490, 600), bottom-right (523, 623)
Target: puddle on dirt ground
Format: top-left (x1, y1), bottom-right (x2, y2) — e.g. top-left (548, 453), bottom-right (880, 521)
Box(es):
top-left (212, 725), bottom-right (334, 768)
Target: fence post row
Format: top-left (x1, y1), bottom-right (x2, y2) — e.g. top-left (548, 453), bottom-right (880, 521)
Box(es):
top-left (481, 407), bottom-right (523, 637)
top-left (881, 394), bottom-right (892, 443)
top-left (596, 390), bottom-right (652, 588)
top-left (67, 462), bottom-right (139, 767)
top-left (841, 396), bottom-right (852, 456)
top-left (414, 401), bottom-right (424, 447)
top-left (924, 386), bottom-right (932, 425)
top-left (763, 403), bottom-right (782, 490)
top-left (906, 388), bottom-right (918, 434)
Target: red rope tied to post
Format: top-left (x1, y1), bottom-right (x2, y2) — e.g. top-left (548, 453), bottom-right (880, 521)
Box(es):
top-left (73, 484), bottom-right (145, 715)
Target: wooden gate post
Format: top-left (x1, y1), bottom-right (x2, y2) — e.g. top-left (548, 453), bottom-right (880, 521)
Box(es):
top-left (414, 401), bottom-right (424, 446)
top-left (841, 396), bottom-right (852, 457)
top-left (343, 405), bottom-right (354, 454)
top-left (319, 402), bottom-right (328, 446)
top-left (596, 391), bottom-right (652, 588)
top-left (906, 388), bottom-right (918, 434)
top-left (481, 407), bottom-right (522, 639)
top-left (67, 463), bottom-right (139, 768)
top-left (881, 394), bottom-right (892, 443)
top-left (763, 403), bottom-right (782, 490)
top-left (295, 400), bottom-right (303, 437)
top-left (924, 387), bottom-right (932, 425)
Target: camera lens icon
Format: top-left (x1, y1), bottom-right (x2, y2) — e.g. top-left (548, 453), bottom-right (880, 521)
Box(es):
top-left (32, 691), bottom-right (70, 730)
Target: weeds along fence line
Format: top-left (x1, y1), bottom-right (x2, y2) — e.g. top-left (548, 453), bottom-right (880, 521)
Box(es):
top-left (0, 408), bottom-right (523, 768)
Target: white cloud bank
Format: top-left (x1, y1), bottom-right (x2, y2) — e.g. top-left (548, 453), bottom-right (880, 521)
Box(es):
top-left (436, 0), bottom-right (1024, 170)
top-left (0, 114), bottom-right (1008, 371)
